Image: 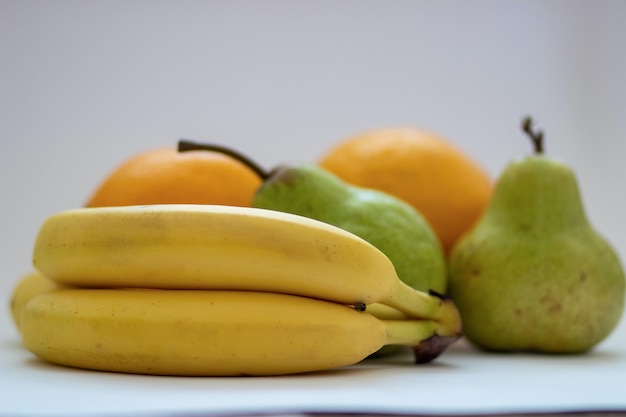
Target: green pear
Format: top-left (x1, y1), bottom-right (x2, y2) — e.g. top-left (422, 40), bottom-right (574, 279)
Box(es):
top-left (253, 164), bottom-right (447, 294)
top-left (177, 140), bottom-right (447, 295)
top-left (448, 117), bottom-right (625, 353)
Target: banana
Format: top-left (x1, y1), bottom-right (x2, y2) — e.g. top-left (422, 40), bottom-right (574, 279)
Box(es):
top-left (366, 303), bottom-right (410, 320)
top-left (21, 288), bottom-right (449, 376)
top-left (11, 273), bottom-right (408, 326)
top-left (32, 204), bottom-right (462, 336)
top-left (9, 270), bottom-right (65, 330)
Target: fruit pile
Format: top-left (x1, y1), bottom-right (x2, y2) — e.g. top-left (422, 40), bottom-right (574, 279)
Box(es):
top-left (9, 116), bottom-right (625, 376)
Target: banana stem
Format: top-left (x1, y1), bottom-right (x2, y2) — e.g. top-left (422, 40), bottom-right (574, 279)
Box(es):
top-left (366, 303), bottom-right (408, 320)
top-left (383, 319), bottom-right (439, 346)
top-left (383, 281), bottom-right (462, 337)
top-left (381, 319), bottom-right (462, 364)
top-left (376, 283), bottom-right (463, 364)
top-left (386, 281), bottom-right (440, 318)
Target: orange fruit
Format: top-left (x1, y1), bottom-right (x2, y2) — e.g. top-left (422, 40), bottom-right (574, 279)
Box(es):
top-left (318, 127), bottom-right (493, 255)
top-left (86, 146), bottom-right (263, 207)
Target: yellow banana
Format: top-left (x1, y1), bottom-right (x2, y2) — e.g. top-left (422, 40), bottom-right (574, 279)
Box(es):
top-left (9, 270), bottom-right (65, 330)
top-left (32, 204), bottom-right (462, 336)
top-left (21, 288), bottom-right (449, 376)
top-left (366, 303), bottom-right (410, 320)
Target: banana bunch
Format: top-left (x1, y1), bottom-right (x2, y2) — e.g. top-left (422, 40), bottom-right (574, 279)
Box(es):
top-left (11, 204), bottom-right (462, 376)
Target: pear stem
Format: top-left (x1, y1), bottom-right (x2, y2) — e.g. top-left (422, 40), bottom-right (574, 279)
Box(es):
top-left (522, 116), bottom-right (544, 154)
top-left (177, 139), bottom-right (270, 180)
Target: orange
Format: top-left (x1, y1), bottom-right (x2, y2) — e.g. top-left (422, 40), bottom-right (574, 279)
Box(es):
top-left (86, 146), bottom-right (263, 207)
top-left (318, 127), bottom-right (493, 255)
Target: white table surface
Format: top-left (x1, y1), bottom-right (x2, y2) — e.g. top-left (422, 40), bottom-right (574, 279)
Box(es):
top-left (2, 310), bottom-right (626, 417)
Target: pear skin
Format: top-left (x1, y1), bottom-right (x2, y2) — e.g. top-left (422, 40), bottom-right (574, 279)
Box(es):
top-left (448, 118), bottom-right (625, 353)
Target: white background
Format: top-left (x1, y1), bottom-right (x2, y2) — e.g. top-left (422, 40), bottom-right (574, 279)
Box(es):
top-left (1, 1), bottom-right (626, 416)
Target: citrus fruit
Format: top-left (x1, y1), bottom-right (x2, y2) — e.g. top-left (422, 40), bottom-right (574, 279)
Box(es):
top-left (318, 127), bottom-right (493, 254)
top-left (86, 145), bottom-right (262, 207)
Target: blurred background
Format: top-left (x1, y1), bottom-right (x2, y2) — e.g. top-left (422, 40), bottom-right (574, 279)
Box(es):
top-left (1, 1), bottom-right (625, 337)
